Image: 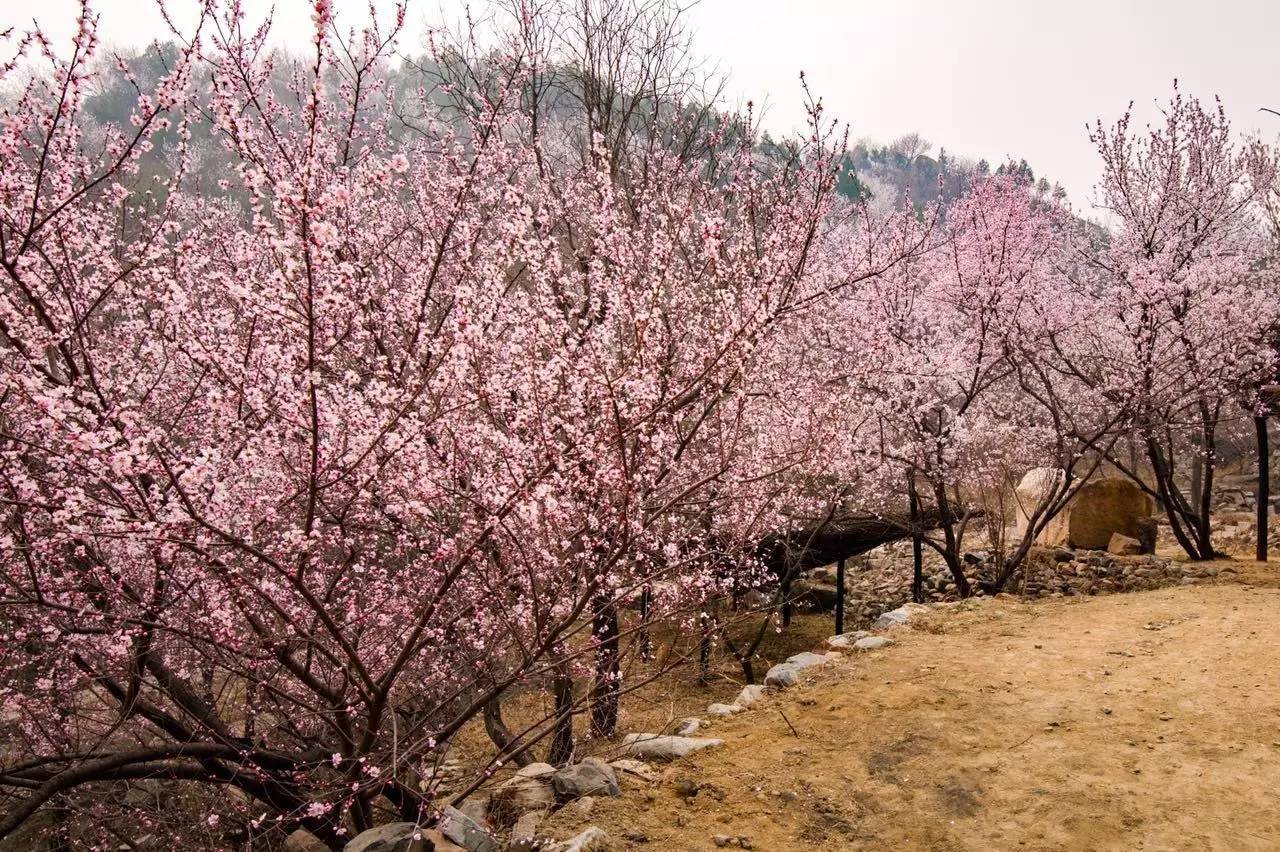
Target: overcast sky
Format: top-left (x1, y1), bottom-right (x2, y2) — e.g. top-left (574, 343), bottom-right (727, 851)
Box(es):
top-left (5, 0), bottom-right (1279, 209)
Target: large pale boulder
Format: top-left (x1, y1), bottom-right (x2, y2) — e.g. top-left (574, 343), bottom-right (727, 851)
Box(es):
top-left (622, 733), bottom-right (723, 760)
top-left (1015, 471), bottom-right (1154, 551)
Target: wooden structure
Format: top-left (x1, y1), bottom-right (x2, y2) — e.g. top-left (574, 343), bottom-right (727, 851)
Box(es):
top-left (756, 507), bottom-right (958, 632)
top-left (756, 509), bottom-right (952, 576)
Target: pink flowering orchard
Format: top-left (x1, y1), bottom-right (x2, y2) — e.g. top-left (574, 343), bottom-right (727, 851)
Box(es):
top-left (0, 0), bottom-right (917, 844)
top-left (1, 0), bottom-right (1277, 848)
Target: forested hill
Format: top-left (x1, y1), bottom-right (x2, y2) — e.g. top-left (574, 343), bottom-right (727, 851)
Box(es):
top-left (69, 43), bottom-right (1066, 212)
top-left (826, 132), bottom-right (1069, 212)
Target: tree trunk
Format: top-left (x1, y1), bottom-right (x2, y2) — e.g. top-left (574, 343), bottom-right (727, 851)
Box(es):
top-left (548, 664), bottom-right (575, 766)
top-left (834, 557), bottom-right (846, 635)
top-left (638, 585), bottom-right (653, 661)
top-left (589, 600), bottom-right (620, 738)
top-left (1194, 412), bottom-right (1217, 559)
top-left (932, 482), bottom-right (972, 597)
top-left (697, 613), bottom-right (713, 685)
top-left (909, 478), bottom-right (924, 604)
top-left (484, 696), bottom-right (533, 768)
top-left (1144, 434), bottom-right (1212, 560)
top-left (1258, 415), bottom-right (1270, 562)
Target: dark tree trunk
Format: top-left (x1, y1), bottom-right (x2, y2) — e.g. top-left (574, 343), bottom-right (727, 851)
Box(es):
top-left (834, 557), bottom-right (846, 635)
top-left (484, 696), bottom-right (533, 767)
top-left (698, 613), bottom-right (713, 685)
top-left (1195, 414), bottom-right (1216, 559)
top-left (548, 664), bottom-right (575, 766)
top-left (638, 585), bottom-right (653, 661)
top-left (909, 478), bottom-right (924, 604)
top-left (589, 600), bottom-right (621, 738)
top-left (780, 574), bottom-right (794, 628)
top-left (1144, 433), bottom-right (1214, 561)
top-left (1258, 415), bottom-right (1270, 562)
top-left (932, 482), bottom-right (972, 597)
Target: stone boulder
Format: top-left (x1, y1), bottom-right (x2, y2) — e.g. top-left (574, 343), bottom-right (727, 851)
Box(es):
top-left (551, 758), bottom-right (620, 800)
top-left (734, 685), bottom-right (766, 708)
top-left (763, 663), bottom-right (799, 688)
top-left (872, 603), bottom-right (929, 630)
top-left (1015, 471), bottom-right (1154, 551)
top-left (1107, 532), bottom-right (1142, 556)
top-left (622, 733), bottom-right (724, 760)
top-left (549, 827), bottom-right (607, 852)
top-left (825, 630), bottom-right (871, 650)
top-left (285, 830), bottom-right (332, 852)
top-left (508, 812), bottom-right (544, 852)
top-left (488, 765), bottom-right (555, 826)
top-left (674, 717), bottom-right (701, 736)
top-left (438, 806), bottom-right (498, 852)
top-left (344, 824), bottom-right (465, 852)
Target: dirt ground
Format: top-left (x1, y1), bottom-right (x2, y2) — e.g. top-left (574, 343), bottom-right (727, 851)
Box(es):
top-left (545, 559), bottom-right (1280, 851)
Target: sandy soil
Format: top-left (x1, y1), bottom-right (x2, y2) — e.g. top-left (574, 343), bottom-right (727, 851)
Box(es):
top-left (545, 560), bottom-right (1280, 851)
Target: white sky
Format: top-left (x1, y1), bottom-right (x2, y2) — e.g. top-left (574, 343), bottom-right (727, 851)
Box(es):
top-left (5, 0), bottom-right (1279, 209)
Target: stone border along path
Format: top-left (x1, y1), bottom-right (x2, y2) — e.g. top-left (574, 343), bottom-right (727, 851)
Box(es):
top-left (338, 600), bottom-right (948, 852)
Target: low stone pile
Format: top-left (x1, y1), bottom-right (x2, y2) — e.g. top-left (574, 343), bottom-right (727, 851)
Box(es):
top-left (791, 533), bottom-right (1239, 623)
top-left (1019, 549), bottom-right (1218, 598)
top-left (792, 541), bottom-right (982, 625)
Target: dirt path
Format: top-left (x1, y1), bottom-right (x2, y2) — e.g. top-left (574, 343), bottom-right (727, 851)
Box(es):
top-left (547, 563), bottom-right (1280, 850)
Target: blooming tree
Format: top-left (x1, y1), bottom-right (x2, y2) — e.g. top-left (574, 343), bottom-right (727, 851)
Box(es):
top-left (1079, 85), bottom-right (1278, 559)
top-left (0, 0), bottom-right (933, 844)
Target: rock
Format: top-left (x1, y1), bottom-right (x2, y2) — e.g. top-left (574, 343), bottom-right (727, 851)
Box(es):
top-left (549, 827), bottom-right (607, 852)
top-left (609, 758), bottom-right (659, 784)
top-left (872, 603), bottom-right (928, 630)
top-left (622, 733), bottom-right (724, 760)
top-left (439, 804), bottom-right (500, 852)
top-left (1016, 472), bottom-right (1155, 550)
top-left (1107, 532), bottom-right (1143, 556)
top-left (674, 717), bottom-right (701, 736)
top-left (707, 702), bottom-right (743, 716)
top-left (763, 663), bottom-right (799, 688)
top-left (508, 812), bottom-right (544, 852)
top-left (343, 824), bottom-right (421, 852)
top-left (489, 771), bottom-right (555, 824)
top-left (785, 651), bottom-right (830, 671)
top-left (853, 636), bottom-right (893, 651)
top-left (515, 762), bottom-right (556, 779)
top-left (457, 799), bottom-right (488, 827)
top-left (824, 630), bottom-right (870, 650)
top-left (285, 830), bottom-right (331, 852)
top-left (1053, 548), bottom-right (1075, 562)
top-left (551, 758), bottom-right (620, 800)
top-left (344, 824), bottom-right (432, 852)
top-left (734, 685), bottom-right (766, 708)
